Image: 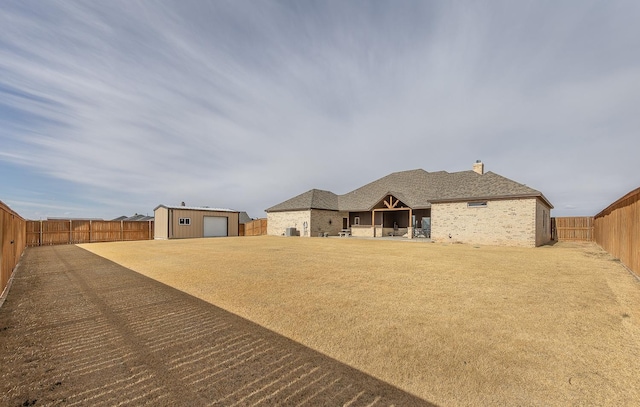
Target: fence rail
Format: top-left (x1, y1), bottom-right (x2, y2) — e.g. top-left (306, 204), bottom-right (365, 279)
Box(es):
top-left (1, 201), bottom-right (26, 298)
top-left (552, 216), bottom-right (594, 241)
top-left (594, 187), bottom-right (640, 275)
top-left (26, 220), bottom-right (154, 247)
top-left (243, 219), bottom-right (267, 236)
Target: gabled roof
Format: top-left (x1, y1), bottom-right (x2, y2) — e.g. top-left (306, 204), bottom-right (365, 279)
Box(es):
top-left (266, 169), bottom-right (553, 212)
top-left (266, 189), bottom-right (338, 212)
top-left (339, 169), bottom-right (437, 211)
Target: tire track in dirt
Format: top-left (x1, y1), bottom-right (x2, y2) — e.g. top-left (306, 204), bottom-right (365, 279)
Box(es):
top-left (50, 246), bottom-right (210, 407)
top-left (0, 245), bottom-right (435, 406)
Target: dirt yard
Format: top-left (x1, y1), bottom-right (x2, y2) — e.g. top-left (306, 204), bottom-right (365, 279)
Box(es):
top-left (80, 237), bottom-right (640, 406)
top-left (1, 245), bottom-right (430, 406)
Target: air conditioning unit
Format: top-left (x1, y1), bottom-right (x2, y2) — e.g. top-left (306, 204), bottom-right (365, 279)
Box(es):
top-left (285, 227), bottom-right (297, 237)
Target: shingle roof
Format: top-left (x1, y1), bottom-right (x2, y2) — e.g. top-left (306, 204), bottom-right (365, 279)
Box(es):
top-left (266, 189), bottom-right (339, 212)
top-left (239, 211), bottom-right (253, 224)
top-left (266, 169), bottom-right (553, 212)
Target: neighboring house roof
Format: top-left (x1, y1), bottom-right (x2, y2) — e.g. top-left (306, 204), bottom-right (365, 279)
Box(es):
top-left (115, 214), bottom-right (154, 221)
top-left (154, 204), bottom-right (238, 213)
top-left (239, 211), bottom-right (253, 224)
top-left (47, 217), bottom-right (104, 221)
top-left (266, 169), bottom-right (553, 212)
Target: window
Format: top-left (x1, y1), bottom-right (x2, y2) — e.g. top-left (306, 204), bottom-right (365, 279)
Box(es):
top-left (354, 216), bottom-right (360, 225)
top-left (467, 201), bottom-right (488, 208)
top-left (179, 217), bottom-right (191, 225)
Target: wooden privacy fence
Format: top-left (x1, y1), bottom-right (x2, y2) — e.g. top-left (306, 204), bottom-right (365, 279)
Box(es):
top-left (1, 201), bottom-right (26, 298)
top-left (243, 218), bottom-right (267, 236)
top-left (552, 216), bottom-right (594, 241)
top-left (26, 220), bottom-right (154, 246)
top-left (594, 187), bottom-right (640, 275)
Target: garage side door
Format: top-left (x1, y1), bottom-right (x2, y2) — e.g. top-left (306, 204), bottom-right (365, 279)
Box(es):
top-left (203, 216), bottom-right (228, 237)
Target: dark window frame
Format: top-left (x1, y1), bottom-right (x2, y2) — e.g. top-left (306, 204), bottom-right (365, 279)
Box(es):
top-left (467, 201), bottom-right (488, 208)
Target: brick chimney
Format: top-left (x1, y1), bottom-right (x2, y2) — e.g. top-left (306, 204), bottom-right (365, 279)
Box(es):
top-left (473, 160), bottom-right (484, 175)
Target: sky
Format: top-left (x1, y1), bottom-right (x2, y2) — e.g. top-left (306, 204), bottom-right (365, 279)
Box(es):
top-left (1, 1), bottom-right (639, 220)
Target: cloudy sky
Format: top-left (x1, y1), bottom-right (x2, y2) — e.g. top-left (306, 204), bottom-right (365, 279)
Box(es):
top-left (1, 1), bottom-right (638, 220)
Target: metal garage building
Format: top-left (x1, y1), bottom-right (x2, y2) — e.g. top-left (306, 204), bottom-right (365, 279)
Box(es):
top-left (154, 204), bottom-right (239, 239)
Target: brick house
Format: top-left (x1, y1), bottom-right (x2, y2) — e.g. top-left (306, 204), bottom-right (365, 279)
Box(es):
top-left (265, 161), bottom-right (553, 247)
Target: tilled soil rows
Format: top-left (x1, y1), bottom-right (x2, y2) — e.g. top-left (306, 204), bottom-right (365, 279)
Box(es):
top-left (0, 245), bottom-right (432, 406)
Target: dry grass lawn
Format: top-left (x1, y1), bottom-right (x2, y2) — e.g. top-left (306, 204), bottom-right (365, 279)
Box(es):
top-left (79, 237), bottom-right (640, 406)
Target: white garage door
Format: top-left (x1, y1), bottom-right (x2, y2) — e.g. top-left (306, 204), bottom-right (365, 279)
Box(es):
top-left (203, 216), bottom-right (228, 237)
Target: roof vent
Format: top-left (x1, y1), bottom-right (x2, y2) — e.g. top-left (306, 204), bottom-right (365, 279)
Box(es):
top-left (180, 201), bottom-right (186, 206)
top-left (473, 160), bottom-right (484, 175)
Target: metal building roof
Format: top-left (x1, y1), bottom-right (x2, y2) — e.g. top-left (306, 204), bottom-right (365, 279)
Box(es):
top-left (154, 204), bottom-right (238, 213)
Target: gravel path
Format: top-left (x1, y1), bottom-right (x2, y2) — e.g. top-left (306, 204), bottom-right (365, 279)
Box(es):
top-left (0, 245), bottom-right (433, 406)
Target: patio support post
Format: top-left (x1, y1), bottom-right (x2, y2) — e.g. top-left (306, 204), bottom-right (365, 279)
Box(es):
top-left (408, 209), bottom-right (413, 239)
top-left (372, 209), bottom-right (376, 237)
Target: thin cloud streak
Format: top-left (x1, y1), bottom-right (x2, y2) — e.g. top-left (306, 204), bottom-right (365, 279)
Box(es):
top-left (0, 1), bottom-right (639, 219)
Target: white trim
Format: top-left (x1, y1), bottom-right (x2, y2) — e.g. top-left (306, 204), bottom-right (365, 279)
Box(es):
top-left (155, 204), bottom-right (237, 213)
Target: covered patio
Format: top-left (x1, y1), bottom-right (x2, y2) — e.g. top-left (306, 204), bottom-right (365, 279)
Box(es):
top-left (347, 194), bottom-right (431, 239)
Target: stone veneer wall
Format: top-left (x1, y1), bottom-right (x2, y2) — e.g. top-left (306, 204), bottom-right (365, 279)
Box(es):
top-left (431, 198), bottom-right (539, 247)
top-left (267, 211), bottom-right (311, 236)
top-left (351, 226), bottom-right (374, 237)
top-left (267, 210), bottom-right (348, 237)
top-left (309, 210), bottom-right (349, 237)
